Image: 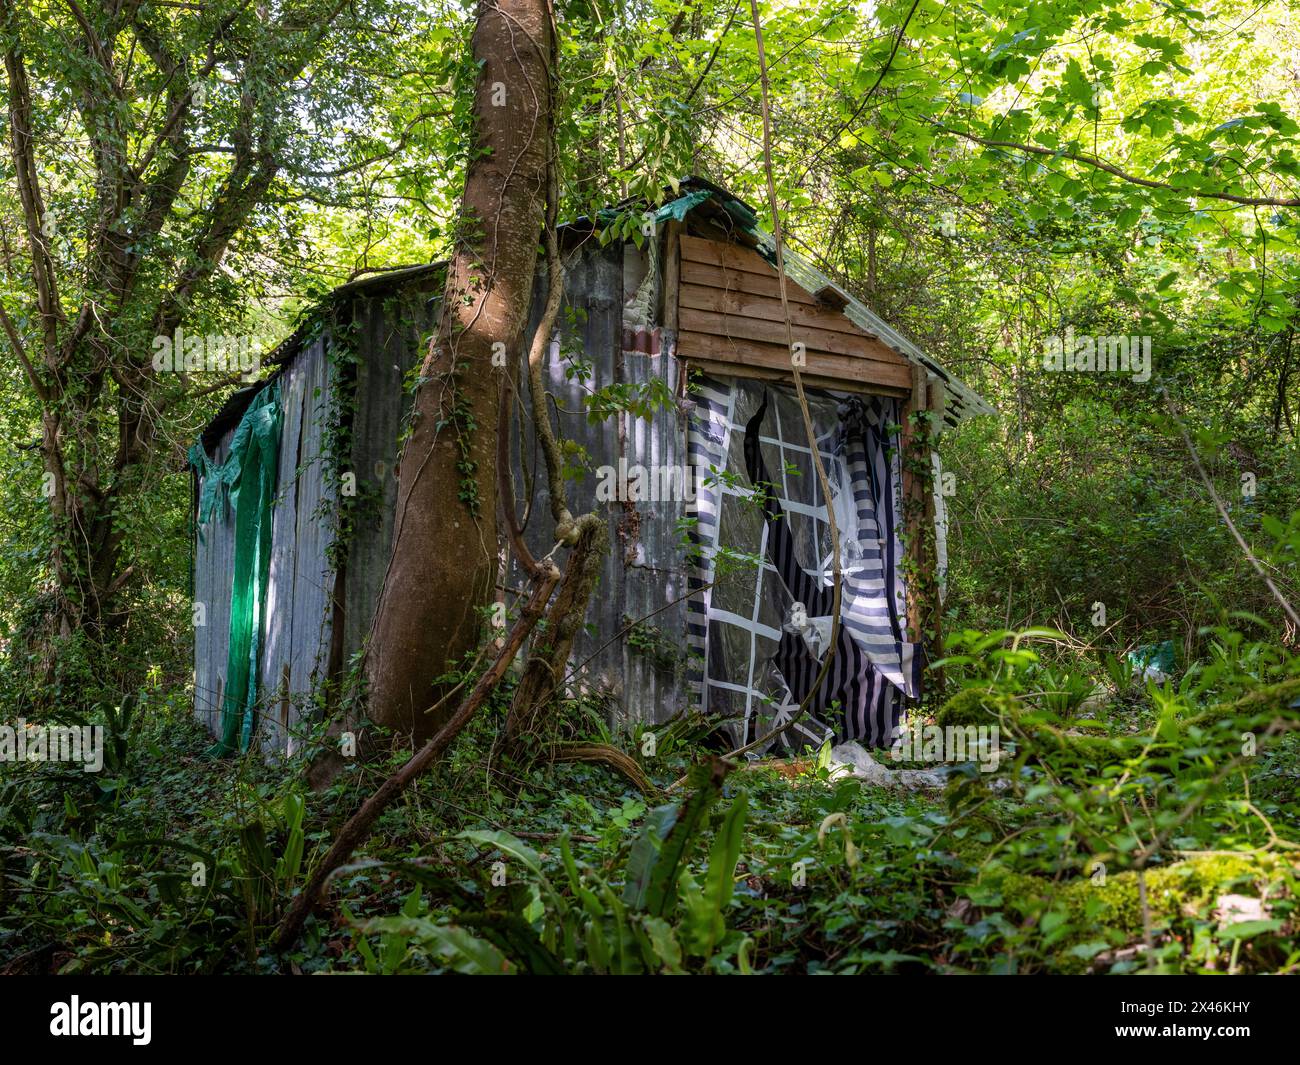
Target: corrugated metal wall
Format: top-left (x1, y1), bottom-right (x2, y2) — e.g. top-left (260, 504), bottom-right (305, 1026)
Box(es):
top-left (193, 282), bottom-right (439, 751)
top-left (618, 341), bottom-right (693, 728)
top-left (260, 336), bottom-right (337, 754)
top-left (514, 244), bottom-right (625, 709)
top-left (196, 240), bottom-right (696, 751)
top-left (340, 286), bottom-right (438, 663)
top-left (194, 337), bottom-right (339, 755)
top-left (513, 238), bottom-right (692, 730)
top-left (192, 436), bottom-right (236, 739)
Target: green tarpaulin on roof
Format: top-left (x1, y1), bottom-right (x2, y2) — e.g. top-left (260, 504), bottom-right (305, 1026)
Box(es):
top-left (189, 383), bottom-right (282, 756)
top-left (594, 182), bottom-right (761, 239)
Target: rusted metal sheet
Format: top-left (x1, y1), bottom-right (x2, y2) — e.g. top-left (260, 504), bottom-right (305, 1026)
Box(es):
top-left (284, 335), bottom-right (337, 753)
top-left (617, 342), bottom-right (693, 728)
top-left (511, 242), bottom-right (627, 716)
top-left (257, 343), bottom-right (306, 751)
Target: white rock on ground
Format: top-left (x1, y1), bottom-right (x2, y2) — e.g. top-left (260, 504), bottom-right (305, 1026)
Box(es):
top-left (1077, 683), bottom-right (1111, 717)
top-left (1214, 894), bottom-right (1266, 928)
top-left (827, 741), bottom-right (948, 789)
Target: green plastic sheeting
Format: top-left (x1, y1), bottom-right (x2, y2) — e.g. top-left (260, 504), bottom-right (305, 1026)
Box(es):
top-left (1128, 640), bottom-right (1175, 680)
top-left (651, 187), bottom-right (713, 223)
top-left (188, 383), bottom-right (282, 756)
top-left (592, 182), bottom-right (761, 240)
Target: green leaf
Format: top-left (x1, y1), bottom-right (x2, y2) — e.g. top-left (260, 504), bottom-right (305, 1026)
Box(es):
top-left (364, 917), bottom-right (516, 975)
top-left (641, 916), bottom-right (684, 972)
top-left (623, 760), bottom-right (730, 915)
top-left (1219, 919), bottom-right (1282, 940)
top-left (458, 829), bottom-right (543, 875)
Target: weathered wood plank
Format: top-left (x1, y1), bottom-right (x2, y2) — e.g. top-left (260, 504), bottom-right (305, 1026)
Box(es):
top-left (680, 258), bottom-right (821, 308)
top-left (676, 329), bottom-right (914, 391)
top-left (680, 233), bottom-right (782, 276)
top-left (679, 281), bottom-right (868, 336)
top-left (661, 220), bottom-right (681, 333)
top-left (681, 356), bottom-right (911, 398)
top-left (679, 305), bottom-right (909, 368)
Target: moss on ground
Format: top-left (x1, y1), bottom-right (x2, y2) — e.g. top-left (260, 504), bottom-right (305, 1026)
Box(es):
top-left (981, 852), bottom-right (1293, 971)
top-left (936, 687), bottom-right (1023, 727)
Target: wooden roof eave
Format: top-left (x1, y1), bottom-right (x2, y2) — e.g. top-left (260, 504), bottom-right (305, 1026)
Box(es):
top-left (749, 234), bottom-right (995, 426)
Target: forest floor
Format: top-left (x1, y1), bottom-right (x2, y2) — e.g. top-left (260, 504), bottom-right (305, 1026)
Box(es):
top-left (3, 637), bottom-right (1299, 975)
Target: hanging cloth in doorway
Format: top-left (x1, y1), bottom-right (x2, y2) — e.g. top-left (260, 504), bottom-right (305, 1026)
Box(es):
top-left (188, 382), bottom-right (282, 756)
top-left (741, 390), bottom-right (919, 746)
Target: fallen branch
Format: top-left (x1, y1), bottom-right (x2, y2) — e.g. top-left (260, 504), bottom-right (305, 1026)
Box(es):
top-left (274, 562), bottom-right (561, 954)
top-left (1164, 388), bottom-right (1300, 630)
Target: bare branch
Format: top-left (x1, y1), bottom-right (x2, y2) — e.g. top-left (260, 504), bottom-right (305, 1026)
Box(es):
top-left (1164, 389), bottom-right (1300, 629)
top-left (938, 122), bottom-right (1300, 209)
top-left (1, 0), bottom-right (65, 359)
top-left (0, 299), bottom-right (48, 400)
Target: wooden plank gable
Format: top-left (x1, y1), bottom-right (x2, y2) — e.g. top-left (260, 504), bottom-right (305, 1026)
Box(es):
top-left (675, 234), bottom-right (913, 396)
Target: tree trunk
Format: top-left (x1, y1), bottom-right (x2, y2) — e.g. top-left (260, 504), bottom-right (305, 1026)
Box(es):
top-left (364, 0), bottom-right (556, 746)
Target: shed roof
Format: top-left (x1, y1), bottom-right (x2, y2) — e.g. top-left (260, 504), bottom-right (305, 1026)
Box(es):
top-left (198, 263), bottom-right (443, 451)
top-left (654, 177), bottom-right (992, 422)
top-left (198, 177), bottom-right (990, 449)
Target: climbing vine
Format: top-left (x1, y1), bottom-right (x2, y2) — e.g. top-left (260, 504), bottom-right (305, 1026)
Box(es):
top-left (317, 311), bottom-right (367, 574)
top-left (898, 406), bottom-right (942, 681)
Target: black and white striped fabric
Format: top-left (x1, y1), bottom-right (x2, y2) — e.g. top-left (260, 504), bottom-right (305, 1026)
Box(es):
top-left (685, 376), bottom-right (921, 751)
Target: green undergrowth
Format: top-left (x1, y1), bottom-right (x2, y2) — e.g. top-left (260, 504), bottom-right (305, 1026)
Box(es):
top-left (2, 624), bottom-right (1299, 974)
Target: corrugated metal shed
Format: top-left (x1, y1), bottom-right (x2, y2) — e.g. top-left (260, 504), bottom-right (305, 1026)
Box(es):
top-left (192, 270), bottom-right (440, 753)
top-left (192, 179), bottom-right (990, 753)
top-left (192, 435), bottom-right (236, 737)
